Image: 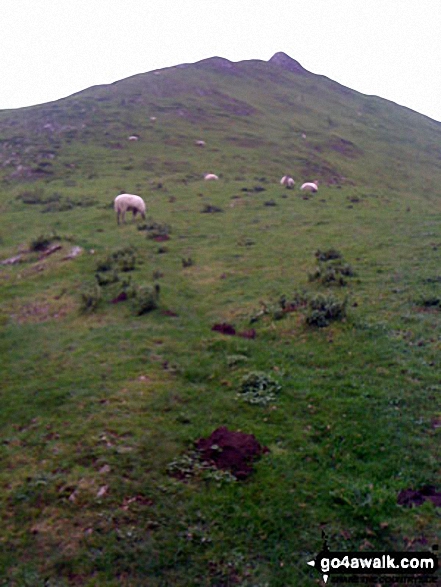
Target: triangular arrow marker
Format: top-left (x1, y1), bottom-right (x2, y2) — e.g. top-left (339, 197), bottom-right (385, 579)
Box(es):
top-left (323, 574), bottom-right (329, 584)
top-left (307, 560), bottom-right (316, 567)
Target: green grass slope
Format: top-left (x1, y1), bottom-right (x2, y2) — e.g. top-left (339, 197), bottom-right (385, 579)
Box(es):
top-left (0, 53), bottom-right (440, 586)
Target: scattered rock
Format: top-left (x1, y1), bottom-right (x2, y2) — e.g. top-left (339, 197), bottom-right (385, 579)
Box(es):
top-left (39, 244), bottom-right (62, 259)
top-left (1, 254), bottom-right (22, 265)
top-left (63, 246), bottom-right (82, 260)
top-left (195, 426), bottom-right (269, 480)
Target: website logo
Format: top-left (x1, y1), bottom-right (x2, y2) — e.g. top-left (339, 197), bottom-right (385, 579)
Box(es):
top-left (307, 532), bottom-right (439, 584)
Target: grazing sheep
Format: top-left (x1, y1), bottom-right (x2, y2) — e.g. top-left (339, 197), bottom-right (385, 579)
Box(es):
top-left (114, 194), bottom-right (146, 225)
top-left (280, 175), bottom-right (295, 188)
top-left (300, 181), bottom-right (318, 193)
top-left (195, 140), bottom-right (206, 147)
top-left (204, 173), bottom-right (219, 181)
top-left (128, 135), bottom-right (139, 141)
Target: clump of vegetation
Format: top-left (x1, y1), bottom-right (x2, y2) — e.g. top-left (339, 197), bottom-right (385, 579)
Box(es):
top-left (201, 204), bottom-right (223, 214)
top-left (305, 293), bottom-right (348, 327)
top-left (309, 249), bottom-right (355, 286)
top-left (95, 270), bottom-right (119, 286)
top-left (167, 451), bottom-right (237, 484)
top-left (309, 260), bottom-right (355, 286)
top-left (182, 257), bottom-right (194, 268)
top-left (96, 246), bottom-right (137, 275)
top-left (227, 354), bottom-right (249, 368)
top-left (131, 284), bottom-right (160, 315)
top-left (237, 371), bottom-right (281, 405)
top-left (275, 291), bottom-right (309, 318)
top-left (417, 295), bottom-right (441, 308)
top-left (250, 291), bottom-right (308, 323)
top-left (315, 248), bottom-right (343, 262)
top-left (79, 283), bottom-right (102, 312)
top-left (138, 219), bottom-right (171, 239)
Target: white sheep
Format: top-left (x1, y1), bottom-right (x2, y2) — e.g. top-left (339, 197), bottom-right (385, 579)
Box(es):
top-left (195, 140), bottom-right (206, 147)
top-left (300, 181), bottom-right (319, 193)
top-left (280, 175), bottom-right (295, 188)
top-left (114, 194), bottom-right (146, 225)
top-left (204, 173), bottom-right (219, 181)
top-left (128, 135), bottom-right (139, 141)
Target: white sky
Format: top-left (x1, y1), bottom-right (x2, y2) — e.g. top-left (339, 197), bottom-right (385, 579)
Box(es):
top-left (2, 0), bottom-right (441, 122)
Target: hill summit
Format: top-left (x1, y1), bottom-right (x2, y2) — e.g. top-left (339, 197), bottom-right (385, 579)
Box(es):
top-left (268, 52), bottom-right (309, 74)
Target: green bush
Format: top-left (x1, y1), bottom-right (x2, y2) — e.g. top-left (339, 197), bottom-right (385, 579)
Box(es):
top-left (79, 283), bottom-right (102, 312)
top-left (237, 371), bottom-right (281, 406)
top-left (417, 295), bottom-right (441, 308)
top-left (306, 293), bottom-right (347, 327)
top-left (138, 220), bottom-right (171, 239)
top-left (309, 260), bottom-right (355, 286)
top-left (95, 270), bottom-right (119, 286)
top-left (201, 204), bottom-right (223, 213)
top-left (131, 284), bottom-right (160, 315)
top-left (96, 247), bottom-right (137, 273)
top-left (315, 248), bottom-right (342, 261)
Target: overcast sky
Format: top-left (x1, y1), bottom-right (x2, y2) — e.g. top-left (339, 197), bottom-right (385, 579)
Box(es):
top-left (2, 0), bottom-right (441, 122)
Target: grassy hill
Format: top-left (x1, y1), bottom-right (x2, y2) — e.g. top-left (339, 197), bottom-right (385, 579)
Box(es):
top-left (0, 53), bottom-right (440, 586)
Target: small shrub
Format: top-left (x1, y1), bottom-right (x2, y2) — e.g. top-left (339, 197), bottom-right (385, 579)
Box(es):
top-left (418, 296), bottom-right (441, 308)
top-left (182, 257), bottom-right (194, 268)
top-left (138, 220), bottom-right (171, 239)
top-left (80, 283), bottom-right (102, 312)
top-left (310, 249), bottom-right (355, 287)
top-left (251, 292), bottom-right (308, 323)
top-left (227, 354), bottom-right (249, 368)
top-left (315, 248), bottom-right (342, 261)
top-left (131, 284), bottom-right (160, 315)
top-left (306, 293), bottom-right (347, 327)
top-left (95, 270), bottom-right (119, 286)
top-left (309, 260), bottom-right (355, 286)
top-left (238, 371), bottom-right (281, 406)
top-left (201, 204), bottom-right (223, 213)
top-left (278, 291), bottom-right (309, 313)
top-left (96, 247), bottom-right (137, 273)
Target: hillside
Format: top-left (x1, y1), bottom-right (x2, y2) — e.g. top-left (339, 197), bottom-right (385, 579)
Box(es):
top-left (0, 54), bottom-right (440, 586)
top-left (1, 52), bottom-right (441, 195)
